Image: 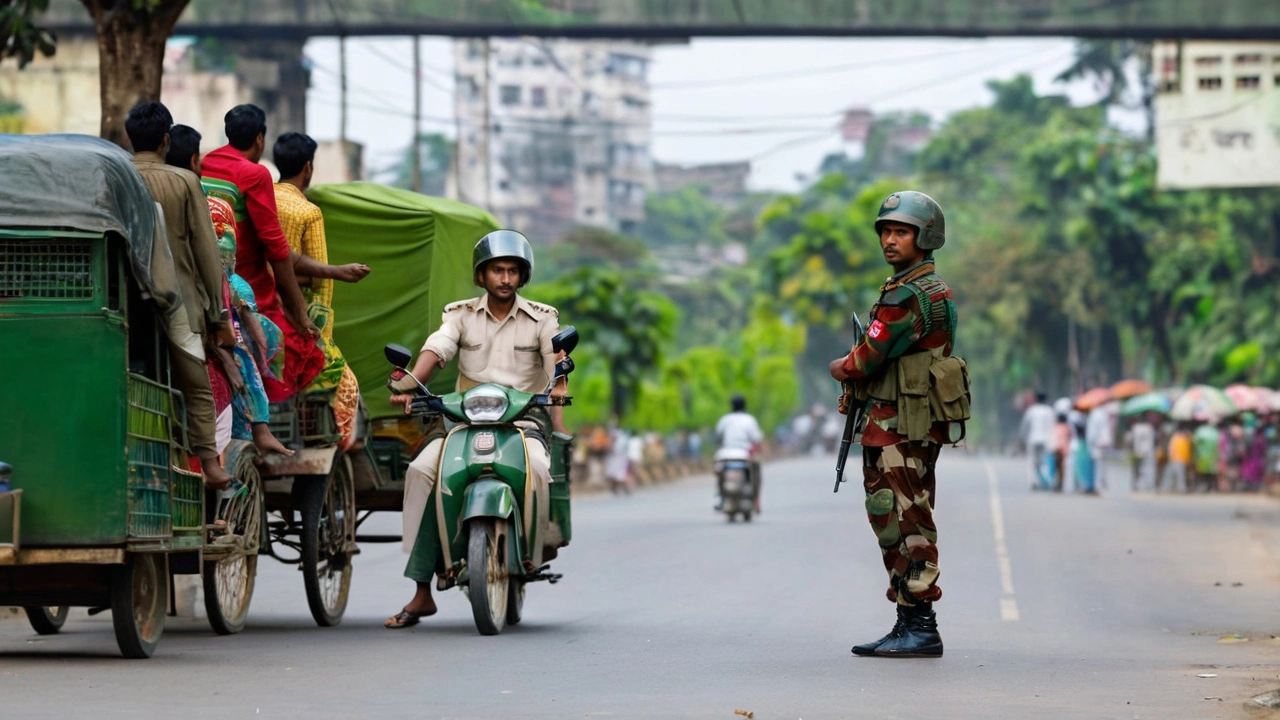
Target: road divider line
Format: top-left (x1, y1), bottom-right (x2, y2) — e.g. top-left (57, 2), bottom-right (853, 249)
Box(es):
top-left (1000, 597), bottom-right (1020, 621)
top-left (986, 462), bottom-right (1019, 621)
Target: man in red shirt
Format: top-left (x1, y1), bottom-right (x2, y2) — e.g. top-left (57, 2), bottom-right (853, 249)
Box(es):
top-left (201, 104), bottom-right (324, 402)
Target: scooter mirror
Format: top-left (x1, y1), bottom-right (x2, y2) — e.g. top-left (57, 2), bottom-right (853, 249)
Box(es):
top-left (384, 343), bottom-right (414, 368)
top-left (552, 326), bottom-right (579, 355)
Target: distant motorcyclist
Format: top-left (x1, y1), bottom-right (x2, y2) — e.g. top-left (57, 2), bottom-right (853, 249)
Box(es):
top-left (714, 395), bottom-right (764, 512)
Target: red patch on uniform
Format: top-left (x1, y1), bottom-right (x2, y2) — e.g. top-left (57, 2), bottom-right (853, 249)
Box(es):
top-left (867, 320), bottom-right (888, 340)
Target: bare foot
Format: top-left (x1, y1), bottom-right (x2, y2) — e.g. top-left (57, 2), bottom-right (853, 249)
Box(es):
top-left (201, 459), bottom-right (234, 490)
top-left (401, 582), bottom-right (438, 617)
top-left (252, 423), bottom-right (294, 457)
top-left (385, 600), bottom-right (437, 629)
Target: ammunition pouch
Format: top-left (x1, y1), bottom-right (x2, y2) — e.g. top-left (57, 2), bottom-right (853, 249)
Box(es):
top-left (897, 351), bottom-right (933, 443)
top-left (859, 348), bottom-right (972, 443)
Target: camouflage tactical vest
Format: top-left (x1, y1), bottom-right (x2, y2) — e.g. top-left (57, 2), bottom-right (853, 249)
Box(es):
top-left (860, 272), bottom-right (970, 443)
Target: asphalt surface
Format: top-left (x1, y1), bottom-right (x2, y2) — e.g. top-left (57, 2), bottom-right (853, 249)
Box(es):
top-left (4, 452), bottom-right (1280, 719)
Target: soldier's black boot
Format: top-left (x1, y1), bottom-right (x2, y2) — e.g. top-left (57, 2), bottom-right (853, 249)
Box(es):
top-left (871, 602), bottom-right (943, 658)
top-left (851, 605), bottom-right (909, 656)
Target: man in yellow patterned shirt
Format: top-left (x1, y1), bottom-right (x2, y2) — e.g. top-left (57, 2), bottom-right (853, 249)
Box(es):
top-left (273, 132), bottom-right (371, 441)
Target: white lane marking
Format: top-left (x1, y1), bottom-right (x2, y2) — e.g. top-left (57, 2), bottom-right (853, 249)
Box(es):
top-left (987, 462), bottom-right (1019, 621)
top-left (1000, 597), bottom-right (1021, 621)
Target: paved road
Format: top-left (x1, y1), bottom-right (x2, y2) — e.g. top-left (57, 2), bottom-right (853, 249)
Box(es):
top-left (4, 452), bottom-right (1280, 719)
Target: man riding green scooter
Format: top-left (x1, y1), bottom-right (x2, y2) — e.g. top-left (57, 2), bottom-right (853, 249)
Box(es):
top-left (385, 231), bottom-right (569, 630)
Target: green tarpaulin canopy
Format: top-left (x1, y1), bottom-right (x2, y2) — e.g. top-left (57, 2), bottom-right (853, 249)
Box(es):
top-left (307, 182), bottom-right (498, 419)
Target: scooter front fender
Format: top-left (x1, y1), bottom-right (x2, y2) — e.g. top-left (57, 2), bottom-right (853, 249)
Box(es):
top-left (462, 479), bottom-right (524, 567)
top-left (461, 479), bottom-right (518, 522)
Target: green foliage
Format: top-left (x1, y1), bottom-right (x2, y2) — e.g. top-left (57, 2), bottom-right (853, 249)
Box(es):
top-left (0, 93), bottom-right (22, 115)
top-left (388, 133), bottom-right (454, 197)
top-left (1, 0), bottom-right (55, 68)
top-left (539, 226), bottom-right (660, 283)
top-left (637, 186), bottom-right (730, 249)
top-left (525, 266), bottom-right (678, 417)
top-left (818, 112), bottom-right (932, 186)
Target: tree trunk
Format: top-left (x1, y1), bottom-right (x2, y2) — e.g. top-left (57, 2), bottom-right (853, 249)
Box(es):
top-left (609, 372), bottom-right (628, 420)
top-left (80, 0), bottom-right (190, 149)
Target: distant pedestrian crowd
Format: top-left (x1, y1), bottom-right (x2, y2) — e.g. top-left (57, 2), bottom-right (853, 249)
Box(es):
top-left (1018, 383), bottom-right (1280, 495)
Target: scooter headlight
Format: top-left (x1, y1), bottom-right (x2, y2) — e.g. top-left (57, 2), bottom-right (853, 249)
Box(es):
top-left (463, 386), bottom-right (509, 423)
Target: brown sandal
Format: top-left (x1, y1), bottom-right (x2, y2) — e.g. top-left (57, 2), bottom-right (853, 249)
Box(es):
top-left (384, 610), bottom-right (423, 629)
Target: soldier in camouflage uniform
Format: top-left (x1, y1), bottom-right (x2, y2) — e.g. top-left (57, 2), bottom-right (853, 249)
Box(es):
top-left (830, 190), bottom-right (968, 658)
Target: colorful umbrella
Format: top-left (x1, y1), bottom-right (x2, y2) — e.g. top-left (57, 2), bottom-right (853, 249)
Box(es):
top-left (1120, 392), bottom-right (1173, 417)
top-left (1224, 384), bottom-right (1266, 412)
top-left (1170, 385), bottom-right (1237, 422)
top-left (1111, 379), bottom-right (1154, 400)
top-left (1260, 389), bottom-right (1280, 414)
top-left (1074, 387), bottom-right (1114, 411)
top-left (1250, 386), bottom-right (1278, 413)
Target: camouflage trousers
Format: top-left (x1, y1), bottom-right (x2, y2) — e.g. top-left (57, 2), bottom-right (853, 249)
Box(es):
top-left (863, 441), bottom-right (942, 607)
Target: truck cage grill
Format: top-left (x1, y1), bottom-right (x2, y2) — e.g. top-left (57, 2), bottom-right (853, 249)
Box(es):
top-left (0, 240), bottom-right (95, 300)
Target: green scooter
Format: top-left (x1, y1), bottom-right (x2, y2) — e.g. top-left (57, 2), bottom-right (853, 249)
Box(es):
top-left (383, 327), bottom-right (578, 635)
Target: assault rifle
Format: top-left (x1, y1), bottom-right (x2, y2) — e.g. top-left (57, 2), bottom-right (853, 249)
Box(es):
top-left (833, 312), bottom-right (866, 493)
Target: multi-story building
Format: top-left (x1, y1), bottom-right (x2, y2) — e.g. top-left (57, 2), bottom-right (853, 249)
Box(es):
top-left (453, 38), bottom-right (652, 241)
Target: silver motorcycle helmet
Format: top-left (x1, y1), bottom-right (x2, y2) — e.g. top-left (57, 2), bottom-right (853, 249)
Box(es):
top-left (472, 230), bottom-right (535, 288)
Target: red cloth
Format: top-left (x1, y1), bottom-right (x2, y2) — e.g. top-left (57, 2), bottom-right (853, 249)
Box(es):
top-left (202, 145), bottom-right (324, 402)
top-left (207, 357), bottom-right (232, 413)
top-left (201, 145), bottom-right (291, 330)
top-left (262, 325), bottom-right (326, 403)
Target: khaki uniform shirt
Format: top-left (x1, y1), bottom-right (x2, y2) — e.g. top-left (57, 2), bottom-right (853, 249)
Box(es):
top-left (131, 151), bottom-right (226, 335)
top-left (421, 293), bottom-right (560, 394)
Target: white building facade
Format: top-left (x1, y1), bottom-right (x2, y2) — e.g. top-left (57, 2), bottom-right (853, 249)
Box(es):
top-left (1154, 40), bottom-right (1280, 189)
top-left (453, 38), bottom-right (652, 240)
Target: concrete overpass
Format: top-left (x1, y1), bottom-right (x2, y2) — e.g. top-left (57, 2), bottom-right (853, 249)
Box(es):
top-left (39, 0), bottom-right (1280, 40)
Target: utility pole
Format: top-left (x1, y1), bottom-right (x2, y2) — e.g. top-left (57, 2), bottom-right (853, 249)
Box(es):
top-left (412, 35), bottom-right (422, 193)
top-left (482, 37), bottom-right (492, 211)
top-left (338, 36), bottom-right (348, 144)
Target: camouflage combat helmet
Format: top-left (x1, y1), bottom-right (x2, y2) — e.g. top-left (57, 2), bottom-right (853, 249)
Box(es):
top-left (473, 230), bottom-right (535, 288)
top-left (875, 191), bottom-right (946, 251)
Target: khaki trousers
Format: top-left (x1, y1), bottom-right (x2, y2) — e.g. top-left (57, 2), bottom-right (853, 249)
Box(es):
top-left (169, 337), bottom-right (218, 459)
top-left (401, 433), bottom-right (552, 557)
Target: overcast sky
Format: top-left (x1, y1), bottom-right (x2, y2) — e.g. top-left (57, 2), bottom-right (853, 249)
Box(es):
top-left (304, 37), bottom-right (1124, 193)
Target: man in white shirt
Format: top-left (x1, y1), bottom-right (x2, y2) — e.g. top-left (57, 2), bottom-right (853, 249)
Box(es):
top-left (1128, 416), bottom-right (1157, 492)
top-left (1085, 404), bottom-right (1114, 491)
top-left (1020, 393), bottom-right (1056, 489)
top-left (715, 395), bottom-right (764, 511)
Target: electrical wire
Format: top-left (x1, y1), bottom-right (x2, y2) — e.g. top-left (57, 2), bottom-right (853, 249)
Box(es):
top-left (651, 45), bottom-right (989, 90)
top-left (361, 42), bottom-right (453, 93)
top-left (309, 42), bottom-right (1076, 166)
top-left (744, 45), bottom-right (1077, 162)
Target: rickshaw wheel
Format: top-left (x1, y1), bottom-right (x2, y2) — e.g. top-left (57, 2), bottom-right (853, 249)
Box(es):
top-left (24, 606), bottom-right (69, 635)
top-left (204, 461), bottom-right (263, 636)
top-left (111, 553), bottom-right (166, 659)
top-left (300, 454), bottom-right (355, 627)
top-left (467, 518), bottom-right (509, 636)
